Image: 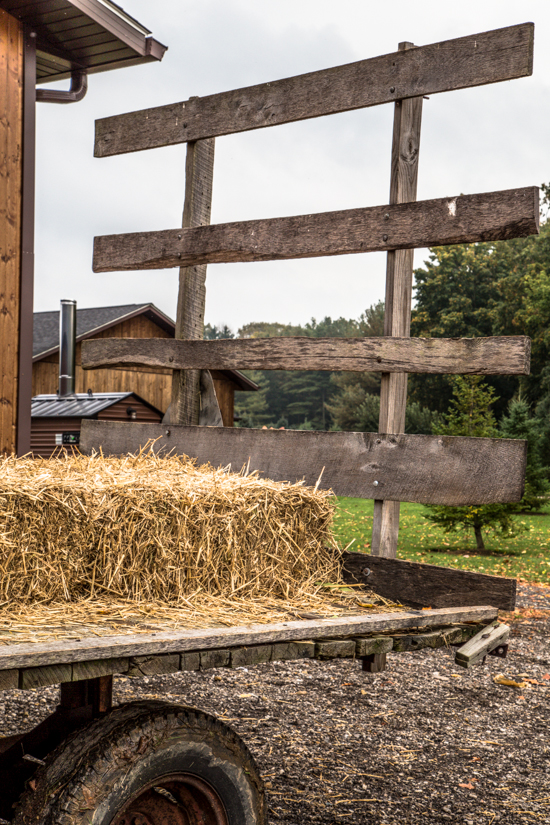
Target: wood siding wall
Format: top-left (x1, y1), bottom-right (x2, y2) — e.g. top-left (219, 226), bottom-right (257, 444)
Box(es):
top-left (0, 10), bottom-right (23, 455)
top-left (32, 315), bottom-right (239, 424)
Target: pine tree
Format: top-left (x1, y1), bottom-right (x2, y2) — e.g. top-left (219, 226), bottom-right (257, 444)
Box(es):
top-left (499, 398), bottom-right (550, 512)
top-left (425, 376), bottom-right (521, 552)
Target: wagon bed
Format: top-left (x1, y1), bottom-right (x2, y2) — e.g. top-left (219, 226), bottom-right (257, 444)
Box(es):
top-left (0, 604), bottom-right (499, 692)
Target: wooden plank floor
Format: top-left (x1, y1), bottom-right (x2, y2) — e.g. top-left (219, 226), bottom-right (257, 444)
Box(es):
top-left (0, 606), bottom-right (498, 691)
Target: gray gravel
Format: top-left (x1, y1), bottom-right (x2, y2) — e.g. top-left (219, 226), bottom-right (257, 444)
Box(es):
top-left (1, 591), bottom-right (549, 824)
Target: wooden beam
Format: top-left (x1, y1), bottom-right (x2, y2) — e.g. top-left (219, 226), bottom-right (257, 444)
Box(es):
top-left (92, 187), bottom-right (539, 272)
top-left (0, 606), bottom-right (498, 670)
top-left (79, 420), bottom-right (527, 506)
top-left (81, 335), bottom-right (531, 376)
top-left (342, 552), bottom-right (517, 611)
top-left (0, 11), bottom-right (24, 456)
top-left (170, 137), bottom-right (215, 426)
top-left (94, 23), bottom-right (534, 156)
top-left (372, 41), bottom-right (423, 566)
top-left (455, 622), bottom-right (510, 668)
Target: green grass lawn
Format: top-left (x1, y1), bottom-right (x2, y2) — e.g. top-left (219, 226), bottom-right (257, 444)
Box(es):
top-left (333, 498), bottom-right (550, 585)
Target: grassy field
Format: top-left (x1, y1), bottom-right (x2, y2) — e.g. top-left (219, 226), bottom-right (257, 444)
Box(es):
top-left (333, 498), bottom-right (550, 585)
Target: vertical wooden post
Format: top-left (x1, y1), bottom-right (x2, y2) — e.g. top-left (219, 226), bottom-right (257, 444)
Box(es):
top-left (17, 28), bottom-right (36, 456)
top-left (371, 42), bottom-right (423, 560)
top-left (0, 10), bottom-right (24, 455)
top-left (170, 137), bottom-right (215, 425)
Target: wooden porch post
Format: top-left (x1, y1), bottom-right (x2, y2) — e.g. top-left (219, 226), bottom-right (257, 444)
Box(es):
top-left (0, 9), bottom-right (24, 455)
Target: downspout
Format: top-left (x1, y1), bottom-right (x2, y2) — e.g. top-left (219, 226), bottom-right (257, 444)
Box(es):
top-left (36, 69), bottom-right (88, 104)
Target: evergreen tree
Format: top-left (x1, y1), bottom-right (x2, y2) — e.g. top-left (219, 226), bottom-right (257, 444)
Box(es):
top-left (425, 376), bottom-right (521, 551)
top-left (499, 398), bottom-right (550, 512)
top-left (204, 323), bottom-right (235, 339)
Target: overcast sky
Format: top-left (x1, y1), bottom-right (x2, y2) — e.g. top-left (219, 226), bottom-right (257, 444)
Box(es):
top-left (33, 0), bottom-right (550, 331)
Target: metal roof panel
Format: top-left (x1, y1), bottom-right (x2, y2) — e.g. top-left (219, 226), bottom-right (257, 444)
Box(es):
top-left (31, 392), bottom-right (134, 417)
top-left (0, 0), bottom-right (166, 81)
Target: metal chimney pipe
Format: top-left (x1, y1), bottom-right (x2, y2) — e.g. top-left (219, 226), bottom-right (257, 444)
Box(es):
top-left (59, 299), bottom-right (77, 397)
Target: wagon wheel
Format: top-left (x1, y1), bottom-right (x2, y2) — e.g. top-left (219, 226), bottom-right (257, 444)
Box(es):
top-left (13, 700), bottom-right (266, 825)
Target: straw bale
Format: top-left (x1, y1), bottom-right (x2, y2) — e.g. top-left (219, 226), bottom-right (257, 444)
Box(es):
top-left (0, 451), bottom-right (341, 606)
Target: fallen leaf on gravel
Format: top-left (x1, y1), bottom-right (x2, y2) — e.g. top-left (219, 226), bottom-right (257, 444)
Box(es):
top-left (542, 673), bottom-right (550, 680)
top-left (493, 674), bottom-right (528, 688)
top-left (459, 783), bottom-right (475, 790)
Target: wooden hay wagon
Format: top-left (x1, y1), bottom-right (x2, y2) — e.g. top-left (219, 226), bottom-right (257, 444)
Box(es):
top-left (0, 22), bottom-right (537, 823)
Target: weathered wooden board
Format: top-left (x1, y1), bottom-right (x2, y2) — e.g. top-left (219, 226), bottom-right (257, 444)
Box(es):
top-left (171, 137), bottom-right (215, 426)
top-left (372, 42), bottom-right (422, 567)
top-left (0, 606), bottom-right (497, 671)
top-left (94, 23), bottom-right (534, 156)
top-left (80, 420), bottom-right (526, 506)
top-left (354, 636), bottom-right (394, 657)
top-left (81, 335), bottom-right (531, 376)
top-left (92, 187), bottom-right (539, 272)
top-left (390, 625), bottom-right (477, 652)
top-left (342, 552), bottom-right (517, 611)
top-left (315, 639), bottom-right (356, 659)
top-left (455, 622), bottom-right (510, 667)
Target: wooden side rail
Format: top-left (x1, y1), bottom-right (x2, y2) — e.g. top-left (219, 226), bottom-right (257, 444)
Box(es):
top-left (342, 552), bottom-right (516, 611)
top-left (94, 23), bottom-right (533, 156)
top-left (81, 335), bottom-right (531, 376)
top-left (92, 187), bottom-right (539, 272)
top-left (80, 421), bottom-right (527, 506)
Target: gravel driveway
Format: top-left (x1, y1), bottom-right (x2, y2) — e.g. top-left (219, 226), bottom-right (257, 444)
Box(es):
top-left (2, 583), bottom-right (549, 824)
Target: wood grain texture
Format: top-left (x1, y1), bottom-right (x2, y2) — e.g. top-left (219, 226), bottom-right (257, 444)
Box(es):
top-left (230, 644), bottom-right (272, 668)
top-left (170, 138), bottom-right (215, 426)
top-left (80, 420), bottom-right (527, 506)
top-left (71, 657), bottom-right (129, 682)
top-left (94, 24), bottom-right (534, 156)
top-left (455, 623), bottom-right (509, 667)
top-left (271, 640), bottom-right (315, 662)
top-left (81, 335), bottom-right (531, 376)
top-left (354, 636), bottom-right (394, 657)
top-left (127, 653), bottom-right (180, 677)
top-left (0, 606), bottom-right (497, 671)
top-left (92, 187), bottom-right (539, 273)
top-left (390, 625), bottom-right (478, 652)
top-left (0, 11), bottom-right (23, 456)
top-left (0, 669), bottom-right (18, 690)
top-left (373, 47), bottom-right (423, 560)
top-left (315, 639), bottom-right (356, 659)
top-left (342, 552), bottom-right (517, 610)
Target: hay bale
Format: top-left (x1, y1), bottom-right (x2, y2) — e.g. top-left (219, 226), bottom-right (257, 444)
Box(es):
top-left (0, 451), bottom-right (340, 606)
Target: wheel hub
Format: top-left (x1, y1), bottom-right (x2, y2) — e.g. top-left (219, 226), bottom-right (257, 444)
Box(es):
top-left (112, 774), bottom-right (229, 825)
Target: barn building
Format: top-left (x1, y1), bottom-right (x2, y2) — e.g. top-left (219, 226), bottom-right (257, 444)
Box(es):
top-left (30, 391), bottom-right (163, 458)
top-left (32, 303), bottom-right (258, 432)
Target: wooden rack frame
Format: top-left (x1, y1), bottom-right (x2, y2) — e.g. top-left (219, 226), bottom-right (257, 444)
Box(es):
top-left (82, 22), bottom-right (537, 567)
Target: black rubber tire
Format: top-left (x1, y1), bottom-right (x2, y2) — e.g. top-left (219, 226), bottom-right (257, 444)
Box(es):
top-left (13, 700), bottom-right (266, 825)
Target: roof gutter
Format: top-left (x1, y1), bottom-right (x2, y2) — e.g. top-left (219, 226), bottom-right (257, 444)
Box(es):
top-left (36, 69), bottom-right (88, 104)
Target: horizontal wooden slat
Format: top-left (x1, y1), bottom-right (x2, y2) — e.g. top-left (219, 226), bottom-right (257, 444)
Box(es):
top-left (94, 23), bottom-right (534, 156)
top-left (81, 335), bottom-right (531, 376)
top-left (0, 606), bottom-right (498, 671)
top-left (342, 552), bottom-right (517, 611)
top-left (92, 188), bottom-right (539, 273)
top-left (80, 420), bottom-right (526, 506)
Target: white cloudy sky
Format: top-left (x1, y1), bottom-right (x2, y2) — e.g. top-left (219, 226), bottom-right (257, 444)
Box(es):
top-left (34, 0), bottom-right (550, 331)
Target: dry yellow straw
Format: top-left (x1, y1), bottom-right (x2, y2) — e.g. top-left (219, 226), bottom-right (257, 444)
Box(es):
top-left (0, 450), bottom-right (341, 606)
